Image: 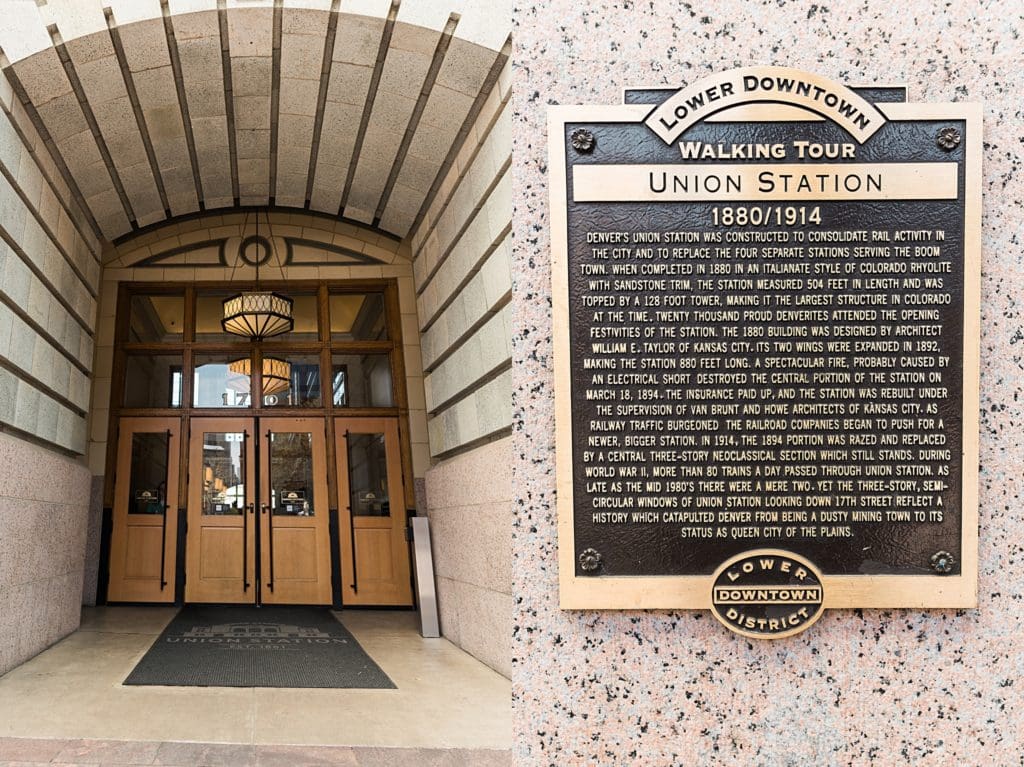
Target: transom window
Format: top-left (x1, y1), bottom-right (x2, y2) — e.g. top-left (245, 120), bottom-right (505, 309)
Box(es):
top-left (117, 282), bottom-right (399, 414)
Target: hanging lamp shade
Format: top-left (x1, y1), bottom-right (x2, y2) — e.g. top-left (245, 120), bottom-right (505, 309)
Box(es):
top-left (228, 356), bottom-right (292, 396)
top-left (222, 291), bottom-right (294, 339)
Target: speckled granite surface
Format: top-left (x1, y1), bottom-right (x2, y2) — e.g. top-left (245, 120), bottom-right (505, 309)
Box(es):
top-left (510, 2), bottom-right (1023, 764)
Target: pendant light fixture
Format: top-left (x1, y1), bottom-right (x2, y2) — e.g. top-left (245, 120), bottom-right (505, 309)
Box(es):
top-left (223, 212), bottom-right (293, 400)
top-left (222, 212), bottom-right (294, 340)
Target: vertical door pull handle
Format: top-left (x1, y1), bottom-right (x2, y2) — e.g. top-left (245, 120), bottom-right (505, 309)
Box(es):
top-left (263, 503), bottom-right (275, 591)
top-left (159, 504), bottom-right (169, 590)
top-left (347, 505), bottom-right (358, 594)
top-left (243, 503), bottom-right (252, 590)
top-left (159, 429), bottom-right (172, 591)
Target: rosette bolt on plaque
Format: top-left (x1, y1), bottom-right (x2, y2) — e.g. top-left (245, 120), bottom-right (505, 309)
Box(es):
top-left (579, 548), bottom-right (602, 573)
top-left (930, 550), bottom-right (956, 574)
top-left (936, 127), bottom-right (961, 151)
top-left (571, 128), bottom-right (596, 153)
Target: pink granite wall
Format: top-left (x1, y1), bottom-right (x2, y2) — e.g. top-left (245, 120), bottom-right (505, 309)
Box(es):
top-left (0, 432), bottom-right (90, 675)
top-left (511, 2), bottom-right (1022, 763)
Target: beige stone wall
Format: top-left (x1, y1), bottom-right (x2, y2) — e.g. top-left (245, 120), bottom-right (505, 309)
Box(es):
top-left (409, 58), bottom-right (511, 675)
top-left (0, 431), bottom-right (91, 675)
top-left (411, 58), bottom-right (510, 457)
top-left (0, 68), bottom-right (102, 455)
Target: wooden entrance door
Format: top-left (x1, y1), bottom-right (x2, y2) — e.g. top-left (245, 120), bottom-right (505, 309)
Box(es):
top-left (185, 418), bottom-right (256, 603)
top-left (259, 417), bottom-right (332, 605)
top-left (108, 417), bottom-right (181, 603)
top-left (336, 418), bottom-right (413, 606)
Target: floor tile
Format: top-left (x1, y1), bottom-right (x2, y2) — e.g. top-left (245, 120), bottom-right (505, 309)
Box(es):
top-left (255, 744), bottom-right (358, 766)
top-left (0, 737), bottom-right (72, 762)
top-left (78, 608), bottom-right (178, 636)
top-left (53, 739), bottom-right (160, 764)
top-left (153, 741), bottom-right (257, 766)
top-left (351, 748), bottom-right (459, 766)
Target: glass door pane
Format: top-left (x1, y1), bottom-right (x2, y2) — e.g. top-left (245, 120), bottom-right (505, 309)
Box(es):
top-left (128, 431), bottom-right (170, 515)
top-left (345, 432), bottom-right (390, 517)
top-left (200, 432), bottom-right (246, 515)
top-left (269, 432), bottom-right (316, 515)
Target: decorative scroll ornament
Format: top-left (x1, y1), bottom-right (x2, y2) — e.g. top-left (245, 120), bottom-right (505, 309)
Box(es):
top-left (228, 356), bottom-right (291, 396)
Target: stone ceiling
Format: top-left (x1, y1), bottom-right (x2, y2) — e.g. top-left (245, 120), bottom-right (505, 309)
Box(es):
top-left (0, 0), bottom-right (510, 242)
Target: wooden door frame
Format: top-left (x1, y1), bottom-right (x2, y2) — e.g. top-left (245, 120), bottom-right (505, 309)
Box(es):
top-left (184, 417), bottom-right (257, 604)
top-left (107, 416), bottom-right (181, 603)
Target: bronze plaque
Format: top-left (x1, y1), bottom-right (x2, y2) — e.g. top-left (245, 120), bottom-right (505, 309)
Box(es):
top-left (549, 67), bottom-right (980, 627)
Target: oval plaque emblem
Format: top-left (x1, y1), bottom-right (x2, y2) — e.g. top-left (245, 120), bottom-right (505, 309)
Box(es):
top-left (710, 549), bottom-right (825, 639)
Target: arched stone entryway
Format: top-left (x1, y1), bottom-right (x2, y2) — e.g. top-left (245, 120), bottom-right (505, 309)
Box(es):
top-left (0, 0), bottom-right (511, 678)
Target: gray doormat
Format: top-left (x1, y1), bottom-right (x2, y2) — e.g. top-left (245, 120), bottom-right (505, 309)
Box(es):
top-left (123, 606), bottom-right (395, 688)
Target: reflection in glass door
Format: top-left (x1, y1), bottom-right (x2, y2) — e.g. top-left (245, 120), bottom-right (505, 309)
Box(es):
top-left (259, 419), bottom-right (332, 605)
top-left (108, 418), bottom-right (181, 603)
top-left (185, 419), bottom-right (255, 603)
top-left (336, 418), bottom-right (412, 606)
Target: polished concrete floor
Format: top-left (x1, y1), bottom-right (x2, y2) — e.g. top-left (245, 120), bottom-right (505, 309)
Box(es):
top-left (0, 607), bottom-right (510, 756)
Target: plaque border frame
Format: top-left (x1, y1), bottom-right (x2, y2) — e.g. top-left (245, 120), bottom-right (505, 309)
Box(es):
top-left (549, 93), bottom-right (981, 611)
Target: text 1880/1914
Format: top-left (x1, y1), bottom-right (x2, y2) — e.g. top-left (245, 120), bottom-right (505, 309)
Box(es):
top-left (711, 206), bottom-right (822, 227)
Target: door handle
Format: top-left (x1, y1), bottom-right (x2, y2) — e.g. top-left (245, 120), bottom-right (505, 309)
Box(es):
top-left (262, 503), bottom-right (274, 591)
top-left (158, 428), bottom-right (171, 591)
top-left (242, 430), bottom-right (251, 592)
top-left (243, 503), bottom-right (253, 590)
top-left (347, 506), bottom-right (357, 594)
top-left (159, 504), bottom-right (169, 591)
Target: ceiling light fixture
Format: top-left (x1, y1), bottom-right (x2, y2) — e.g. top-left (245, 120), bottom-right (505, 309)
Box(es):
top-left (222, 211), bottom-right (293, 340)
top-left (222, 212), bottom-right (293, 398)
